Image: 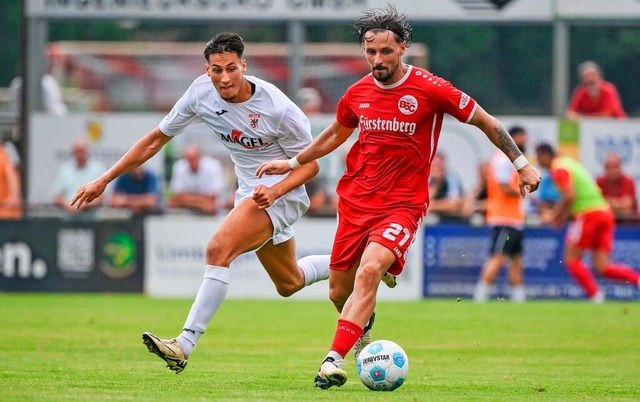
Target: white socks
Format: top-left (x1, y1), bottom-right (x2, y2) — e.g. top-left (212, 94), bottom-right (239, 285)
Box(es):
top-left (298, 254), bottom-right (331, 287)
top-left (473, 281), bottom-right (492, 303)
top-left (177, 265), bottom-right (230, 357)
top-left (509, 285), bottom-right (526, 303)
top-left (474, 282), bottom-right (526, 302)
top-left (175, 256), bottom-right (329, 357)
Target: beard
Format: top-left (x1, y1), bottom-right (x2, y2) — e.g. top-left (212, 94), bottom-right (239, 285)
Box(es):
top-left (372, 65), bottom-right (395, 83)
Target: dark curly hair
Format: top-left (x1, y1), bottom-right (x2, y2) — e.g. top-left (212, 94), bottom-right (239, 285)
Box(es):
top-left (204, 32), bottom-right (245, 61)
top-left (353, 3), bottom-right (412, 47)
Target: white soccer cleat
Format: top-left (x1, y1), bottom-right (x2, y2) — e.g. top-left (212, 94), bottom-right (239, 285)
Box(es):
top-left (353, 312), bottom-right (375, 360)
top-left (314, 357), bottom-right (347, 389)
top-left (142, 332), bottom-right (188, 373)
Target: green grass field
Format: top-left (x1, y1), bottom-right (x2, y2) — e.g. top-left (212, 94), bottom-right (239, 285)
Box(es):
top-left (1, 294), bottom-right (639, 401)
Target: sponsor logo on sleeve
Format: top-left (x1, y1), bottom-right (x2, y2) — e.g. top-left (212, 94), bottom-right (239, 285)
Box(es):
top-left (459, 92), bottom-right (471, 109)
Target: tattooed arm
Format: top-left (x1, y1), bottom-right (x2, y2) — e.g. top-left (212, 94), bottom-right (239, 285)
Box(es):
top-left (469, 105), bottom-right (541, 197)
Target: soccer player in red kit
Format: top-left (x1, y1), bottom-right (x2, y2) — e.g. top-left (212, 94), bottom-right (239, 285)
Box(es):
top-left (257, 4), bottom-right (541, 389)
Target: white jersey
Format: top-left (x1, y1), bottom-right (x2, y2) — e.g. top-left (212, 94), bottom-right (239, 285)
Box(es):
top-left (159, 74), bottom-right (312, 203)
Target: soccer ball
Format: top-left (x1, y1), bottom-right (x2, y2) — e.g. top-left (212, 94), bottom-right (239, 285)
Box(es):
top-left (356, 339), bottom-right (409, 391)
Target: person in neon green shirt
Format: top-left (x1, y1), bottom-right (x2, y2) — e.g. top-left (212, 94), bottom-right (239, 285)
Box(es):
top-left (535, 143), bottom-right (640, 303)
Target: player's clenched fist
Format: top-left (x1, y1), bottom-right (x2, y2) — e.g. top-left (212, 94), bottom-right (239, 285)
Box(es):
top-left (251, 184), bottom-right (279, 209)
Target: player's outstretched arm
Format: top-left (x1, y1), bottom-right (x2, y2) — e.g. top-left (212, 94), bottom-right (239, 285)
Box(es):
top-left (71, 128), bottom-right (171, 209)
top-left (255, 120), bottom-right (354, 178)
top-left (469, 106), bottom-right (541, 197)
top-left (252, 160), bottom-right (319, 209)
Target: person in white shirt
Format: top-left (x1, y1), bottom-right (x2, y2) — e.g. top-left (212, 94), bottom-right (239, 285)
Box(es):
top-left (54, 138), bottom-right (105, 220)
top-left (70, 32), bottom-right (333, 373)
top-left (168, 145), bottom-right (226, 215)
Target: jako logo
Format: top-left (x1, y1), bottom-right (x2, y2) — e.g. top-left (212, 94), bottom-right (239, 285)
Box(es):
top-left (0, 242), bottom-right (47, 279)
top-left (359, 103), bottom-right (370, 109)
top-left (398, 95), bottom-right (418, 115)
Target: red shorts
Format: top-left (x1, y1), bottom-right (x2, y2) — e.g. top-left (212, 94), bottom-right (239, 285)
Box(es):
top-left (566, 208), bottom-right (614, 252)
top-left (330, 207), bottom-right (424, 276)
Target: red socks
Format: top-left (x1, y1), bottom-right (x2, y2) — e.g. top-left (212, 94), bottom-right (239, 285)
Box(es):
top-left (567, 259), bottom-right (640, 297)
top-left (603, 263), bottom-right (640, 284)
top-left (330, 319), bottom-right (363, 358)
top-left (566, 259), bottom-right (599, 297)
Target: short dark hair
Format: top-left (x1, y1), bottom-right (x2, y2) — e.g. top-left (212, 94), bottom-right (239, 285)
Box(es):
top-left (204, 32), bottom-right (245, 61)
top-left (508, 126), bottom-right (526, 137)
top-left (353, 3), bottom-right (412, 47)
top-left (535, 143), bottom-right (556, 157)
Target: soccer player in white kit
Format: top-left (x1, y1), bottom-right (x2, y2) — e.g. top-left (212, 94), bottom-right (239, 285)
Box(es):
top-left (70, 32), bottom-right (332, 373)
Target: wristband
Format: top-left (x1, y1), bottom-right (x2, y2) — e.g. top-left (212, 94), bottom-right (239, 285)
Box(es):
top-left (512, 155), bottom-right (529, 170)
top-left (288, 157), bottom-right (301, 170)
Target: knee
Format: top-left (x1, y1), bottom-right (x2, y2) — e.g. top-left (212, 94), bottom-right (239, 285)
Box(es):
top-left (355, 263), bottom-right (382, 288)
top-left (206, 238), bottom-right (234, 267)
top-left (329, 285), bottom-right (349, 310)
top-left (275, 281), bottom-right (301, 298)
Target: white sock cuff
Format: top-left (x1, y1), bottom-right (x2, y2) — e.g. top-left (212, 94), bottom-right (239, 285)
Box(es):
top-left (204, 265), bottom-right (230, 284)
top-left (298, 254), bottom-right (331, 287)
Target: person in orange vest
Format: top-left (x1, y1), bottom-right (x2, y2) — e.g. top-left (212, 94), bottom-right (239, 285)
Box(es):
top-left (474, 126), bottom-right (528, 303)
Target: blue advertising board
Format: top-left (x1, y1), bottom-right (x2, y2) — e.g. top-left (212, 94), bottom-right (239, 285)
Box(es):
top-left (423, 224), bottom-right (640, 300)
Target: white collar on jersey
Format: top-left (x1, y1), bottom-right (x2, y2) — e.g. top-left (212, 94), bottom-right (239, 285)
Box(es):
top-left (373, 64), bottom-right (413, 89)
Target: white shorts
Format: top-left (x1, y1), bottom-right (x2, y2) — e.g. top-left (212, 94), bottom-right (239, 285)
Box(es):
top-left (235, 186), bottom-right (309, 245)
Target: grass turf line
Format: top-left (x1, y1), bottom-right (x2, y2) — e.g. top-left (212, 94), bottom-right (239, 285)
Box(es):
top-left (0, 294), bottom-right (638, 401)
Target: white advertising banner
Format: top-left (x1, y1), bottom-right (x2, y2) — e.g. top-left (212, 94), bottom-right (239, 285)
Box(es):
top-left (29, 113), bottom-right (165, 205)
top-left (578, 119), bottom-right (640, 203)
top-left (556, 0), bottom-right (640, 20)
top-left (28, 0), bottom-right (553, 22)
top-left (144, 215), bottom-right (423, 300)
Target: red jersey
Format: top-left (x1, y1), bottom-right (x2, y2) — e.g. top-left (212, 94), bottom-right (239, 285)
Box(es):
top-left (335, 65), bottom-right (477, 223)
top-left (596, 174), bottom-right (638, 213)
top-left (567, 81), bottom-right (626, 118)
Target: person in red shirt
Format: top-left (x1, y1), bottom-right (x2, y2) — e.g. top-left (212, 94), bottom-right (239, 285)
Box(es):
top-left (257, 4), bottom-right (541, 390)
top-left (567, 60), bottom-right (626, 119)
top-left (596, 153), bottom-right (638, 221)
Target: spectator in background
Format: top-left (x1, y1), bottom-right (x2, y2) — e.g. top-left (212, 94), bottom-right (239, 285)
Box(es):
top-left (532, 167), bottom-right (561, 218)
top-left (428, 152), bottom-right (464, 218)
top-left (596, 153), bottom-right (638, 222)
top-left (297, 87), bottom-right (323, 115)
top-left (567, 61), bottom-right (626, 119)
top-left (0, 140), bottom-right (22, 219)
top-left (461, 160), bottom-right (489, 219)
top-left (110, 166), bottom-right (161, 216)
top-left (53, 138), bottom-right (105, 219)
top-left (536, 143), bottom-right (640, 303)
top-left (473, 127), bottom-right (528, 303)
top-left (297, 87), bottom-right (337, 216)
top-left (10, 74), bottom-right (68, 116)
top-left (305, 174), bottom-right (336, 217)
top-left (168, 145), bottom-right (225, 215)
